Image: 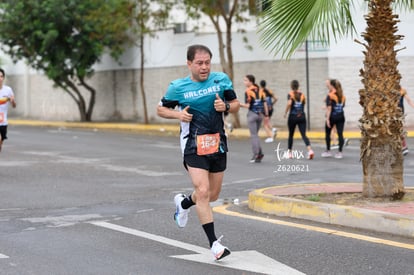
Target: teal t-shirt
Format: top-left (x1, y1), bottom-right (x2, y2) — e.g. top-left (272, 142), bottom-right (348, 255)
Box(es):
top-left (160, 72), bottom-right (237, 155)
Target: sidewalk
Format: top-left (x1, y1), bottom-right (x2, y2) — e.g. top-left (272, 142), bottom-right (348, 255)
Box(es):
top-left (9, 119), bottom-right (414, 238)
top-left (248, 183), bottom-right (414, 238)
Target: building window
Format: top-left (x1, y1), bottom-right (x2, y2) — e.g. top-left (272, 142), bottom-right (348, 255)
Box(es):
top-left (174, 23), bottom-right (187, 34)
top-left (222, 0), bottom-right (230, 14)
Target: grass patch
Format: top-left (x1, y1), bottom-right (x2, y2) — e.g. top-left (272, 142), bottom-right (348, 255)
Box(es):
top-left (306, 194), bottom-right (322, 202)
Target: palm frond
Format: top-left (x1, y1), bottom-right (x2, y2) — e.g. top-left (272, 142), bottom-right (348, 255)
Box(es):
top-left (258, 0), bottom-right (357, 58)
top-left (392, 0), bottom-right (414, 10)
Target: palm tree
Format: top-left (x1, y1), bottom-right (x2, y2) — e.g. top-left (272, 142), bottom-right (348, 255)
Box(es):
top-left (258, 0), bottom-right (413, 199)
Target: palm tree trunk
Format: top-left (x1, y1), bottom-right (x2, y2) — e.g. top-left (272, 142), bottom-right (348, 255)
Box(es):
top-left (358, 0), bottom-right (405, 199)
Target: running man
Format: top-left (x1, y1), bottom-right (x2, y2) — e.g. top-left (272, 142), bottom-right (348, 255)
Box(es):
top-left (0, 68), bottom-right (16, 153)
top-left (157, 44), bottom-right (240, 260)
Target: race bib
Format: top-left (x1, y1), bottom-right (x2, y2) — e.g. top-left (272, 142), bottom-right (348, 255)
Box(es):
top-left (196, 133), bottom-right (220, 156)
top-left (0, 112), bottom-right (4, 123)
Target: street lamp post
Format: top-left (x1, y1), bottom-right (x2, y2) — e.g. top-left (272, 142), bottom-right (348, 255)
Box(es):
top-left (305, 39), bottom-right (310, 130)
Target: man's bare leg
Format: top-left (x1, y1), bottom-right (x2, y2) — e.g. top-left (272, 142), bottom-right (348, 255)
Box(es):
top-left (187, 167), bottom-right (229, 259)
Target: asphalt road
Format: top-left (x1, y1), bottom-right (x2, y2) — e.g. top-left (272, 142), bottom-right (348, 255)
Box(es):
top-left (1, 125), bottom-right (413, 275)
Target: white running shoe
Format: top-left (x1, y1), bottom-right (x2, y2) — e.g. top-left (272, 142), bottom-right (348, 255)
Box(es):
top-left (331, 144), bottom-right (339, 150)
top-left (227, 123), bottom-right (233, 133)
top-left (211, 236), bottom-right (231, 260)
top-left (335, 152), bottom-right (343, 159)
top-left (272, 128), bottom-right (277, 139)
top-left (344, 138), bottom-right (350, 146)
top-left (321, 151), bottom-right (332, 158)
top-left (264, 137), bottom-right (274, 143)
top-left (307, 150), bottom-right (314, 160)
top-left (402, 147), bottom-right (409, 156)
top-left (174, 194), bottom-right (189, 228)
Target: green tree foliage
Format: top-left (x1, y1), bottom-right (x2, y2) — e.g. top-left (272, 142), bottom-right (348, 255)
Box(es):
top-left (0, 0), bottom-right (134, 121)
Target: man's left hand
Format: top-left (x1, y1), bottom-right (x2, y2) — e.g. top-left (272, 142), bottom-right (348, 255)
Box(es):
top-left (214, 94), bottom-right (226, 112)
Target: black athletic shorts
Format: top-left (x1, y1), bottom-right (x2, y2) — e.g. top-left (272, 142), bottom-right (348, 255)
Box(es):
top-left (0, 125), bottom-right (8, 141)
top-left (183, 153), bottom-right (227, 172)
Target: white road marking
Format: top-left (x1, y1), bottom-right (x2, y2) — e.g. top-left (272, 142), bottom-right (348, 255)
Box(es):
top-left (100, 164), bottom-right (182, 177)
top-left (22, 214), bottom-right (103, 227)
top-left (0, 208), bottom-right (25, 211)
top-left (90, 221), bottom-right (304, 275)
top-left (150, 143), bottom-right (180, 149)
top-left (0, 161), bottom-right (35, 167)
top-left (0, 253), bottom-right (9, 259)
top-left (90, 221), bottom-right (208, 253)
top-left (135, 209), bottom-right (154, 214)
top-left (231, 178), bottom-right (265, 184)
top-left (172, 250), bottom-right (304, 275)
top-left (21, 151), bottom-right (183, 177)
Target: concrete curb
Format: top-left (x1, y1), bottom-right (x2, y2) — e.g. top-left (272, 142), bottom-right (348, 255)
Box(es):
top-left (8, 119), bottom-right (364, 139)
top-left (8, 118), bottom-right (414, 139)
top-left (8, 119), bottom-right (414, 139)
top-left (8, 119), bottom-right (180, 132)
top-left (248, 185), bottom-right (414, 238)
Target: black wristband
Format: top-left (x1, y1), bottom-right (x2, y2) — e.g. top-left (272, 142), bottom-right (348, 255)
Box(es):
top-left (225, 103), bottom-right (230, 112)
